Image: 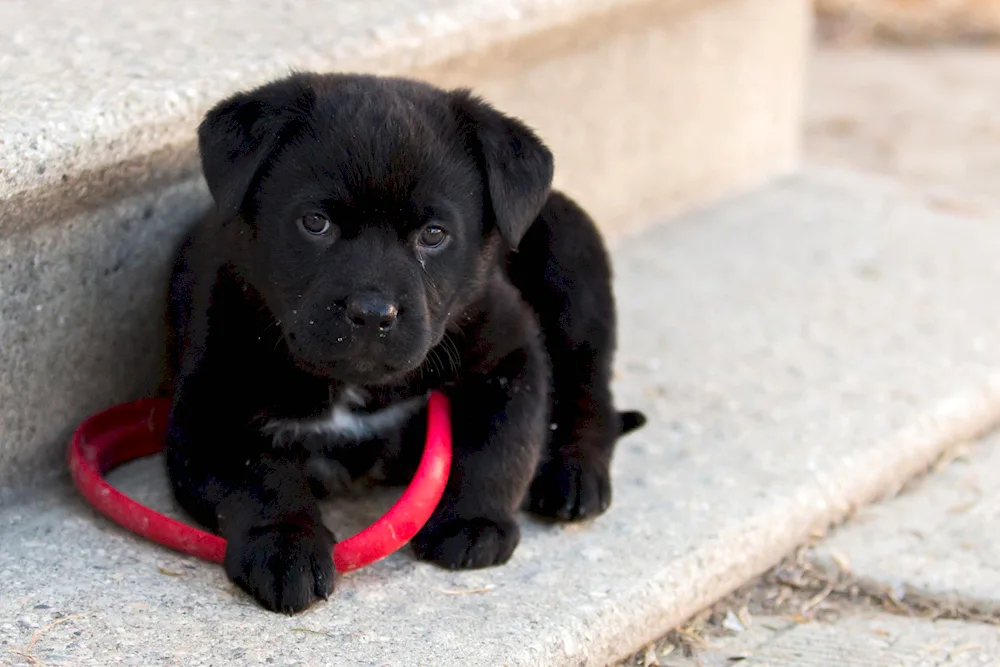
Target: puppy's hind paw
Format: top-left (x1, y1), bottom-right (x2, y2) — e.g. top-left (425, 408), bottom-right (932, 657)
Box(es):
top-left (527, 456), bottom-right (611, 521)
top-left (412, 516), bottom-right (520, 569)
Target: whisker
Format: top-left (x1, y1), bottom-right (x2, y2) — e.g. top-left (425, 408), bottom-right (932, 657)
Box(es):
top-left (429, 348), bottom-right (445, 378)
top-left (442, 333), bottom-right (461, 374)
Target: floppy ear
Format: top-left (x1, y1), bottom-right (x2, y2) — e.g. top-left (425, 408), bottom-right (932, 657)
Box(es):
top-left (198, 78), bottom-right (315, 218)
top-left (452, 91), bottom-right (554, 249)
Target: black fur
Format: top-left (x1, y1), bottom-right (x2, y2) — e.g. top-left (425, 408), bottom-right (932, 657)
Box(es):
top-left (165, 72), bottom-right (646, 614)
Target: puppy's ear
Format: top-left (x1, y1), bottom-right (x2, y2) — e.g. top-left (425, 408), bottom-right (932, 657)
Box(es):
top-left (452, 91), bottom-right (554, 249)
top-left (198, 77), bottom-right (315, 218)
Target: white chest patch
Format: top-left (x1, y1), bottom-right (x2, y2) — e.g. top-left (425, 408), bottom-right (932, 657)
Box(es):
top-left (263, 387), bottom-right (424, 446)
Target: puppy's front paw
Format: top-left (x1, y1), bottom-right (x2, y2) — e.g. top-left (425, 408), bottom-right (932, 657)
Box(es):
top-left (224, 521), bottom-right (336, 614)
top-left (412, 516), bottom-right (520, 569)
top-left (528, 456), bottom-right (611, 521)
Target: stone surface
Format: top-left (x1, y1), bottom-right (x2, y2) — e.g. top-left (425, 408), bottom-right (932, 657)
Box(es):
top-left (803, 53), bottom-right (1000, 605)
top-left (659, 613), bottom-right (1000, 666)
top-left (814, 432), bottom-right (1000, 615)
top-left (621, 44), bottom-right (1000, 667)
top-left (4, 171), bottom-right (1000, 665)
top-left (0, 0), bottom-right (811, 491)
top-left (0, 0), bottom-right (809, 234)
top-left (806, 46), bottom-right (1000, 203)
top-left (0, 178), bottom-right (209, 498)
top-left (0, 0), bottom-right (639, 203)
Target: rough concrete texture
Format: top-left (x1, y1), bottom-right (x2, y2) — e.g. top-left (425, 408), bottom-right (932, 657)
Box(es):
top-left (814, 432), bottom-right (1000, 616)
top-left (0, 0), bottom-right (647, 202)
top-left (0, 0), bottom-right (810, 491)
top-left (0, 179), bottom-right (210, 497)
top-left (806, 47), bottom-right (1000, 203)
top-left (801, 44), bottom-right (1000, 623)
top-left (620, 44), bottom-right (1000, 667)
top-left (0, 0), bottom-right (809, 234)
top-left (4, 171), bottom-right (1000, 665)
top-left (661, 613), bottom-right (1000, 666)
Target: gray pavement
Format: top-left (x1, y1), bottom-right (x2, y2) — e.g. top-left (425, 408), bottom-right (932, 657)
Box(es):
top-left (655, 612), bottom-right (1000, 666)
top-left (623, 46), bottom-right (1000, 667)
top-left (815, 433), bottom-right (1000, 618)
top-left (636, 434), bottom-right (1000, 667)
top-left (628, 434), bottom-right (1000, 666)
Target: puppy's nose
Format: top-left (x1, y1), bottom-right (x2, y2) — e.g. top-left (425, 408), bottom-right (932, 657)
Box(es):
top-left (346, 293), bottom-right (398, 331)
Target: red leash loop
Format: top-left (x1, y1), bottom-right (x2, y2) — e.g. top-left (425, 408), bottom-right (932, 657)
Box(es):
top-left (68, 391), bottom-right (452, 572)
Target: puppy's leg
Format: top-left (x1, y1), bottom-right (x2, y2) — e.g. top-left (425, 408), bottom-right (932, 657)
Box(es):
top-left (508, 192), bottom-right (646, 521)
top-left (165, 262), bottom-right (335, 614)
top-left (166, 376), bottom-right (336, 614)
top-left (412, 301), bottom-right (548, 569)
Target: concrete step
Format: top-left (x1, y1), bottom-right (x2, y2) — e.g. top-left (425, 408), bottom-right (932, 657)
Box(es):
top-left (0, 0), bottom-right (811, 493)
top-left (630, 417), bottom-right (1000, 666)
top-left (4, 169), bottom-right (1000, 666)
top-left (814, 432), bottom-right (1000, 617)
top-left (649, 612), bottom-right (1000, 666)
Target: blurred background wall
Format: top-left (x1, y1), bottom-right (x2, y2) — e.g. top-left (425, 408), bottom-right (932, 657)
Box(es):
top-left (816, 0), bottom-right (1000, 43)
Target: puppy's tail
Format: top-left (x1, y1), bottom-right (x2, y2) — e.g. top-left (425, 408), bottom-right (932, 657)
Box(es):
top-left (618, 410), bottom-right (647, 436)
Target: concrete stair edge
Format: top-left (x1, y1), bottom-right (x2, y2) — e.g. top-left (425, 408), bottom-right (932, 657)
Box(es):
top-left (0, 0), bottom-right (729, 227)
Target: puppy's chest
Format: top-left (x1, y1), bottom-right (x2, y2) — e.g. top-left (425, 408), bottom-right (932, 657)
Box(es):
top-left (263, 386), bottom-right (423, 446)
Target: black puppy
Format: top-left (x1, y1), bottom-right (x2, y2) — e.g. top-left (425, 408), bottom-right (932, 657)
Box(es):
top-left (165, 72), bottom-right (646, 613)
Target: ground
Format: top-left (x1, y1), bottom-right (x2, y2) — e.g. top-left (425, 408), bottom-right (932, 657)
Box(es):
top-left (805, 46), bottom-right (1000, 200)
top-left (815, 0), bottom-right (1000, 44)
top-left (621, 43), bottom-right (1000, 667)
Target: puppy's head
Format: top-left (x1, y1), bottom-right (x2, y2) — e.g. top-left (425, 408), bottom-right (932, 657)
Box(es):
top-left (198, 73), bottom-right (553, 384)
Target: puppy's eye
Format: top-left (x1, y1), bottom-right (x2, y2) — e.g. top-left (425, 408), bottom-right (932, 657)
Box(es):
top-left (299, 213), bottom-right (332, 236)
top-left (417, 225), bottom-right (447, 249)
